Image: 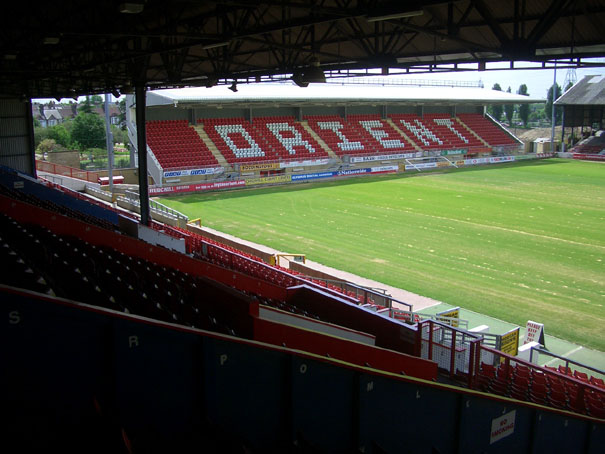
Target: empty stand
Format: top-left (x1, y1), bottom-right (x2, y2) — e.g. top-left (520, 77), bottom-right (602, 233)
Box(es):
top-left (0, 210), bottom-right (255, 338)
top-left (389, 114), bottom-right (446, 151)
top-left (304, 115), bottom-right (378, 156)
top-left (347, 114), bottom-right (410, 154)
top-left (389, 113), bottom-right (485, 152)
top-left (252, 116), bottom-right (330, 161)
top-left (457, 113), bottom-right (520, 147)
top-left (200, 117), bottom-right (277, 164)
top-left (146, 119), bottom-right (219, 170)
top-left (423, 113), bottom-right (485, 150)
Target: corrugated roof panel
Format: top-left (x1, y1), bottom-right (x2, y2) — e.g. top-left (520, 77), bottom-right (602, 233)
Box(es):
top-left (555, 75), bottom-right (605, 105)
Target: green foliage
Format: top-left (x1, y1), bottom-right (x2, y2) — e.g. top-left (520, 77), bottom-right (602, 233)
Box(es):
top-left (117, 98), bottom-right (126, 128)
top-left (489, 83), bottom-right (503, 121)
top-left (46, 124), bottom-right (71, 148)
top-left (111, 125), bottom-right (128, 144)
top-left (116, 157), bottom-right (130, 168)
top-left (78, 96), bottom-right (94, 114)
top-left (546, 83), bottom-right (562, 125)
top-left (504, 87), bottom-right (514, 125)
top-left (160, 160), bottom-right (605, 351)
top-left (90, 95), bottom-right (103, 105)
top-left (517, 84), bottom-right (530, 127)
top-left (37, 138), bottom-right (61, 154)
top-left (71, 112), bottom-right (106, 151)
top-left (34, 125), bottom-right (50, 148)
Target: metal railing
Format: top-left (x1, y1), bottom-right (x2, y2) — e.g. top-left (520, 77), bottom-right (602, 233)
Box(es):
top-left (529, 346), bottom-right (605, 380)
top-left (146, 145), bottom-right (164, 185)
top-left (306, 278), bottom-right (413, 311)
top-left (123, 190), bottom-right (189, 224)
top-left (36, 160), bottom-right (99, 183)
top-left (416, 319), bottom-right (483, 378)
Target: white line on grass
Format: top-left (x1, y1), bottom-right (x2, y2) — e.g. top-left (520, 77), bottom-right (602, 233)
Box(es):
top-left (545, 346), bottom-right (583, 365)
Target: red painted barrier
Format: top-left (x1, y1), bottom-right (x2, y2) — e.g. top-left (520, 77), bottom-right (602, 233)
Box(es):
top-left (573, 153), bottom-right (605, 161)
top-left (253, 317), bottom-right (437, 381)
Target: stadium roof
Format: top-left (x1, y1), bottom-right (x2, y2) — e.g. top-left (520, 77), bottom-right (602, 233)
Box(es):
top-left (2, 1), bottom-right (605, 99)
top-left (555, 75), bottom-right (605, 106)
top-left (147, 82), bottom-right (544, 108)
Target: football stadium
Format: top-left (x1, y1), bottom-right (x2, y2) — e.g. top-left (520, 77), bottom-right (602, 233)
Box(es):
top-left (1, 2), bottom-right (605, 453)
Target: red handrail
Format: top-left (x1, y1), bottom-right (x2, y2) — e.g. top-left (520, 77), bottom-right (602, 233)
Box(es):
top-left (36, 160), bottom-right (99, 183)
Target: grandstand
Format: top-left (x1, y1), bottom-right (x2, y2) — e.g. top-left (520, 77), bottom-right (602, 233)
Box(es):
top-left (131, 83), bottom-right (540, 192)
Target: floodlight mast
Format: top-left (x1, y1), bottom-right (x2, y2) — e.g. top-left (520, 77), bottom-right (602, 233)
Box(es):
top-left (104, 94), bottom-right (114, 195)
top-left (551, 61), bottom-right (556, 153)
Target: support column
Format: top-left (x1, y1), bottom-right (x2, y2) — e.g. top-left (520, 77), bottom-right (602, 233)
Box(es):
top-left (135, 85), bottom-right (150, 226)
top-left (561, 108), bottom-right (566, 153)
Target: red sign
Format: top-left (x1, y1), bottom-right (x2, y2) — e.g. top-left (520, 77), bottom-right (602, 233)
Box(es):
top-left (149, 180), bottom-right (245, 195)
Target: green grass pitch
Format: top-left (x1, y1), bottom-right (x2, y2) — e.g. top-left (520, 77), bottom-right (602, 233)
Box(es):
top-left (159, 159), bottom-right (605, 352)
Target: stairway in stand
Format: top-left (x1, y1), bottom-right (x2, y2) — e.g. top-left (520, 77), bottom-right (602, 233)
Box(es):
top-left (300, 121), bottom-right (339, 159)
top-left (194, 125), bottom-right (232, 170)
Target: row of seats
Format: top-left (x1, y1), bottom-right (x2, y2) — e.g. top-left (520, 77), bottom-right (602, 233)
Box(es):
top-left (146, 120), bottom-right (219, 170)
top-left (544, 364), bottom-right (605, 389)
top-left (391, 113), bottom-right (485, 151)
top-left (0, 212), bottom-right (251, 338)
top-left (148, 114), bottom-right (519, 170)
top-left (167, 223), bottom-right (368, 305)
top-left (252, 116), bottom-right (329, 160)
top-left (0, 183), bottom-right (117, 232)
top-left (457, 113), bottom-right (519, 146)
top-left (476, 362), bottom-right (605, 418)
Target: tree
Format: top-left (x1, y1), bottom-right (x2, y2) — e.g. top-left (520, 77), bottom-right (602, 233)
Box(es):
top-left (78, 96), bottom-right (94, 114)
top-left (34, 124), bottom-right (50, 148)
top-left (111, 124), bottom-right (128, 145)
top-left (489, 83), bottom-right (503, 121)
top-left (71, 112), bottom-right (106, 151)
top-left (504, 87), bottom-right (514, 126)
top-left (37, 138), bottom-right (62, 154)
top-left (517, 84), bottom-right (530, 127)
top-left (546, 83), bottom-right (562, 125)
top-left (90, 95), bottom-right (103, 105)
top-left (47, 124), bottom-right (71, 148)
top-left (117, 98), bottom-right (126, 129)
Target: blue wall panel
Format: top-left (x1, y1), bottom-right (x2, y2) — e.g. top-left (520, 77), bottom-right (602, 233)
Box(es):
top-left (112, 317), bottom-right (204, 449)
top-left (458, 394), bottom-right (533, 453)
top-left (291, 356), bottom-right (357, 452)
top-left (1, 292), bottom-right (112, 450)
top-left (203, 337), bottom-right (290, 451)
top-left (532, 410), bottom-right (589, 453)
top-left (358, 373), bottom-right (459, 454)
top-left (2, 288), bottom-right (604, 453)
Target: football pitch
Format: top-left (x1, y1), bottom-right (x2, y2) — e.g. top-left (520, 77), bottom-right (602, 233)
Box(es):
top-left (159, 159), bottom-right (605, 352)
